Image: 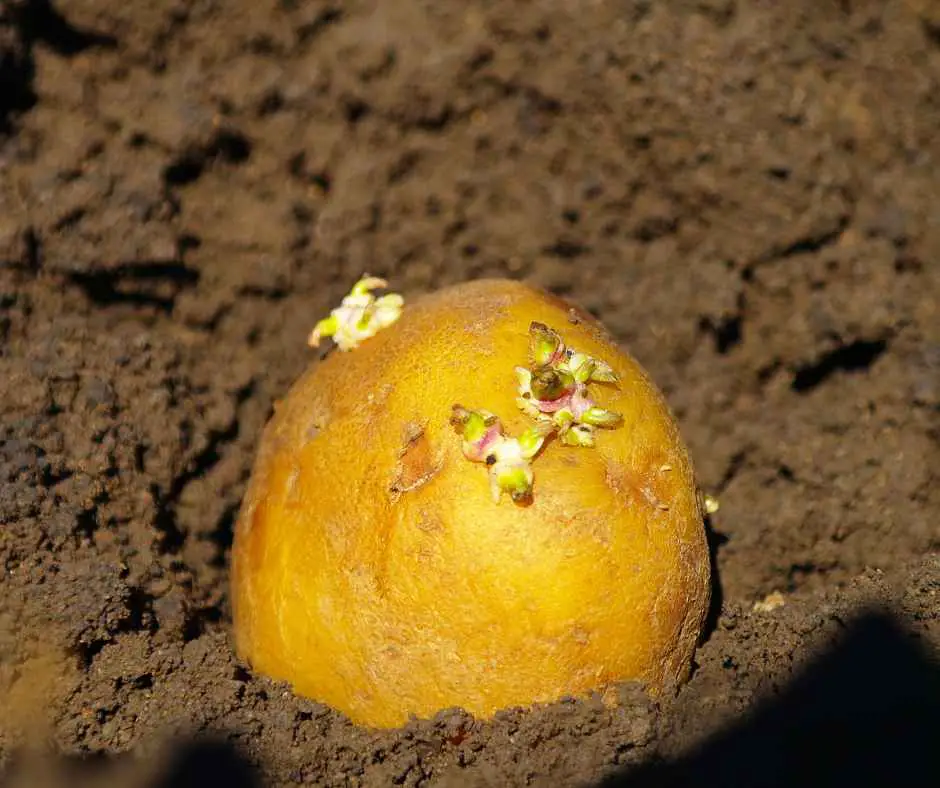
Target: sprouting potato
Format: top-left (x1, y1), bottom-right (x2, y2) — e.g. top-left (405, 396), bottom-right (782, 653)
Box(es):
top-left (231, 278), bottom-right (710, 728)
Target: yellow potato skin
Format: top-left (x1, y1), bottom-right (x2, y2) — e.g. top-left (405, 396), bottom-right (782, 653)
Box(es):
top-left (231, 279), bottom-right (710, 728)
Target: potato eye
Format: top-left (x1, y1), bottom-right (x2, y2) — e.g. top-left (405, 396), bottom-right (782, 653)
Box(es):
top-left (485, 454), bottom-right (496, 465)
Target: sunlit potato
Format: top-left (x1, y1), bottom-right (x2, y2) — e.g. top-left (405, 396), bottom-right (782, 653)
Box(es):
top-left (231, 279), bottom-right (710, 728)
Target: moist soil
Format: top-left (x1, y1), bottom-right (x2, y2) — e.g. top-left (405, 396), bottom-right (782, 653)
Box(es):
top-left (1, 1), bottom-right (939, 786)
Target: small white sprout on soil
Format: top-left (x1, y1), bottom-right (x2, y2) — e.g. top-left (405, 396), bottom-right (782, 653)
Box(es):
top-left (703, 493), bottom-right (720, 515)
top-left (752, 591), bottom-right (786, 613)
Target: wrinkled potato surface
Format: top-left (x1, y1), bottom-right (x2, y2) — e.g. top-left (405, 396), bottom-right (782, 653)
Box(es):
top-left (232, 279), bottom-right (710, 728)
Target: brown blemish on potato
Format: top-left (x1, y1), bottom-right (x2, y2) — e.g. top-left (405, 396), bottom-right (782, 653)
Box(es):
top-left (303, 401), bottom-right (331, 443)
top-left (414, 545), bottom-right (437, 565)
top-left (605, 460), bottom-right (672, 514)
top-left (400, 421), bottom-right (424, 447)
top-left (284, 463), bottom-right (302, 505)
top-left (604, 461), bottom-right (635, 502)
top-left (389, 422), bottom-right (443, 499)
top-left (369, 383), bottom-right (395, 407)
top-left (354, 382), bottom-right (395, 422)
top-left (568, 510), bottom-right (613, 546)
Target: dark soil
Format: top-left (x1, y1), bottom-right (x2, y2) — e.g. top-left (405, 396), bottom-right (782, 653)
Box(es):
top-left (1, 0), bottom-right (939, 786)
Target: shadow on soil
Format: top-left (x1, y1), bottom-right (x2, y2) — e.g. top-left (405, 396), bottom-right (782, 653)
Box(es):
top-left (0, 0), bottom-right (116, 133)
top-left (148, 739), bottom-right (260, 788)
top-left (701, 512), bottom-right (728, 643)
top-left (600, 610), bottom-right (940, 788)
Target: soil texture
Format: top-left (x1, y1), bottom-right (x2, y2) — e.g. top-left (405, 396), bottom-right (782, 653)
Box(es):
top-left (1, 0), bottom-right (938, 786)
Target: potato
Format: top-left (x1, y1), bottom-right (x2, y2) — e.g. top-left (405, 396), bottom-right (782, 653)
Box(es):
top-left (231, 279), bottom-right (710, 728)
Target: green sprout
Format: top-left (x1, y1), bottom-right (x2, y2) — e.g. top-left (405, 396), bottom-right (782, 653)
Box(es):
top-left (308, 275), bottom-right (404, 351)
top-left (515, 322), bottom-right (622, 447)
top-left (528, 322), bottom-right (617, 384)
top-left (450, 405), bottom-right (553, 503)
top-left (452, 321), bottom-right (624, 501)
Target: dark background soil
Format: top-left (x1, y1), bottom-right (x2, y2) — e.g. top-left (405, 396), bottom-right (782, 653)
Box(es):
top-left (1, 0), bottom-right (938, 786)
